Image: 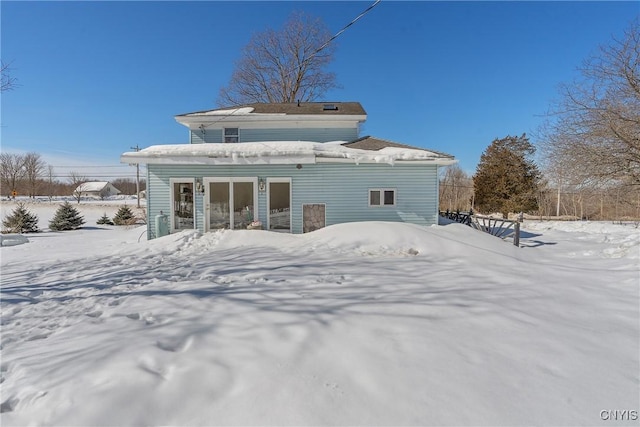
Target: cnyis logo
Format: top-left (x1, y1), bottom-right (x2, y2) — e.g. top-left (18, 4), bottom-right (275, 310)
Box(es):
top-left (600, 410), bottom-right (638, 421)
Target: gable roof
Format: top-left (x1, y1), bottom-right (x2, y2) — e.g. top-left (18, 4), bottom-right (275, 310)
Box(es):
top-left (343, 136), bottom-right (455, 159)
top-left (75, 181), bottom-right (120, 193)
top-left (176, 102), bottom-right (366, 117)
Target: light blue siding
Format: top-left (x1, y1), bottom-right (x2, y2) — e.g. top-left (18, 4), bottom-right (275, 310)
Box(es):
top-left (190, 127), bottom-right (359, 144)
top-left (147, 163), bottom-right (438, 238)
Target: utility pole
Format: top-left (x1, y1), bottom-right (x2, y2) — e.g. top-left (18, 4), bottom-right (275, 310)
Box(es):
top-left (130, 145), bottom-right (140, 208)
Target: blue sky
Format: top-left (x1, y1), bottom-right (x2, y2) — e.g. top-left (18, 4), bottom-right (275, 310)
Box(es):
top-left (1, 1), bottom-right (637, 181)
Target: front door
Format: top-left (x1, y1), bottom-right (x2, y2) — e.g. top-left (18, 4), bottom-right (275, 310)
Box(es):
top-left (205, 177), bottom-right (257, 231)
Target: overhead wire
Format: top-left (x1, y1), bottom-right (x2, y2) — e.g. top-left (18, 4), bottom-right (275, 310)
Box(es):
top-left (198, 0), bottom-right (382, 132)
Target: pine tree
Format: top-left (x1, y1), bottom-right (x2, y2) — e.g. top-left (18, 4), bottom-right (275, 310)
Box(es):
top-left (2, 203), bottom-right (40, 233)
top-left (473, 134), bottom-right (541, 217)
top-left (49, 201), bottom-right (85, 231)
top-left (96, 213), bottom-right (114, 225)
top-left (112, 205), bottom-right (134, 225)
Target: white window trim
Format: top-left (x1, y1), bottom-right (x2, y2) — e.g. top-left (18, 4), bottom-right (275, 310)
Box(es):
top-left (266, 177), bottom-right (292, 233)
top-left (203, 177), bottom-right (258, 231)
top-left (169, 177), bottom-right (196, 232)
top-left (223, 127), bottom-right (239, 143)
top-left (368, 188), bottom-right (397, 207)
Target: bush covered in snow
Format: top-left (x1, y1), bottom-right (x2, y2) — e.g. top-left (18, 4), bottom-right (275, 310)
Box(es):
top-left (2, 203), bottom-right (40, 233)
top-left (112, 205), bottom-right (135, 225)
top-left (96, 213), bottom-right (114, 225)
top-left (49, 201), bottom-right (85, 231)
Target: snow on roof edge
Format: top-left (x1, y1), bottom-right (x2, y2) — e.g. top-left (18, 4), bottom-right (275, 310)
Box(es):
top-left (120, 141), bottom-right (456, 166)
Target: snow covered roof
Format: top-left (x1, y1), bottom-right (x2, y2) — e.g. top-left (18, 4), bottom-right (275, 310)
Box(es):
top-left (120, 139), bottom-right (456, 166)
top-left (76, 181), bottom-right (120, 193)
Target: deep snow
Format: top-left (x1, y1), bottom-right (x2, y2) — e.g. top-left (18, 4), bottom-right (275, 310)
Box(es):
top-left (0, 200), bottom-right (638, 426)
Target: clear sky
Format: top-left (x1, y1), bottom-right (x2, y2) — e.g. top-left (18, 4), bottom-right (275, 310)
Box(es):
top-left (1, 1), bottom-right (637, 181)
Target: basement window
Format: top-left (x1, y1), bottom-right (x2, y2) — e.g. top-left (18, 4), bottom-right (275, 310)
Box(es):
top-left (369, 189), bottom-right (396, 207)
top-left (224, 127), bottom-right (239, 143)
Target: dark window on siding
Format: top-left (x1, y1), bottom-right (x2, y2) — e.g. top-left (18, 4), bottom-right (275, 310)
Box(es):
top-left (369, 189), bottom-right (396, 207)
top-left (224, 128), bottom-right (239, 143)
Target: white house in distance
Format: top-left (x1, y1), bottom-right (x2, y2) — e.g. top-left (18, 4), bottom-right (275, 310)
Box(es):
top-left (74, 181), bottom-right (121, 199)
top-left (121, 102), bottom-right (456, 239)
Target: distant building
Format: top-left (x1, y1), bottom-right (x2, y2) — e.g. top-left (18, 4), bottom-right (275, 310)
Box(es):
top-left (75, 181), bottom-right (121, 199)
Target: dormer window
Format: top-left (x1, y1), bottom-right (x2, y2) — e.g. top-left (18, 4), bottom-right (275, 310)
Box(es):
top-left (224, 128), bottom-right (239, 143)
top-left (322, 104), bottom-right (338, 111)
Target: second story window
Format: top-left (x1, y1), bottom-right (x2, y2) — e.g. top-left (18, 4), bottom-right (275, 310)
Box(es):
top-left (224, 128), bottom-right (239, 143)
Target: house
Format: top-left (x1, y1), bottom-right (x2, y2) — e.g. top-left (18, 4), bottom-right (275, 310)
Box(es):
top-left (74, 181), bottom-right (121, 199)
top-left (121, 102), bottom-right (456, 239)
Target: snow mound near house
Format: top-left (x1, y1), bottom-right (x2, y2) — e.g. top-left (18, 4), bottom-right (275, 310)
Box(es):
top-left (181, 221), bottom-right (523, 261)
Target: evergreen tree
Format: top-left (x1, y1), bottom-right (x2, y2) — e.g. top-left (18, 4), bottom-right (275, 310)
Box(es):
top-left (49, 201), bottom-right (85, 231)
top-left (96, 213), bottom-right (114, 225)
top-left (2, 203), bottom-right (40, 233)
top-left (473, 134), bottom-right (541, 217)
top-left (113, 205), bottom-right (134, 225)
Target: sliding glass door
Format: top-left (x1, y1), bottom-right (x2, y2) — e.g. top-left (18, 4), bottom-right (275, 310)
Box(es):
top-left (205, 177), bottom-right (257, 231)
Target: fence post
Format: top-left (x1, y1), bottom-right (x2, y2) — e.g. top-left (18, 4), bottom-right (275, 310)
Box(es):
top-left (513, 212), bottom-right (523, 247)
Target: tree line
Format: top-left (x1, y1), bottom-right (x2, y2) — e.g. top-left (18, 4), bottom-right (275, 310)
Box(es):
top-left (441, 18), bottom-right (638, 221)
top-left (0, 152), bottom-right (145, 199)
top-left (439, 136), bottom-right (640, 221)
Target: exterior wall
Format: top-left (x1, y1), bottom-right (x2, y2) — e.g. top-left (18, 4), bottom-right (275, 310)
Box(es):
top-left (190, 127), bottom-right (359, 144)
top-left (146, 163), bottom-right (439, 239)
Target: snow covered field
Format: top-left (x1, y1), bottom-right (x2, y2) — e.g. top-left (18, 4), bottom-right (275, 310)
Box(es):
top-left (1, 200), bottom-right (638, 426)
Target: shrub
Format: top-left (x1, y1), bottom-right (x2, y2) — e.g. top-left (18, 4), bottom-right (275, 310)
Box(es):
top-left (2, 203), bottom-right (40, 233)
top-left (96, 213), bottom-right (114, 225)
top-left (49, 201), bottom-right (85, 231)
top-left (113, 205), bottom-right (135, 225)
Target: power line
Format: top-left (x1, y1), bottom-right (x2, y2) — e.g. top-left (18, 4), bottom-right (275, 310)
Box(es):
top-left (311, 0), bottom-right (381, 60)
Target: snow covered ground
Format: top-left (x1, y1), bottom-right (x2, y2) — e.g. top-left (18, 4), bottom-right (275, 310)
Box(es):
top-left (1, 200), bottom-right (638, 426)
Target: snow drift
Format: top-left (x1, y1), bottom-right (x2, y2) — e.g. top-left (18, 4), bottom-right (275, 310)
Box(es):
top-left (0, 203), bottom-right (638, 426)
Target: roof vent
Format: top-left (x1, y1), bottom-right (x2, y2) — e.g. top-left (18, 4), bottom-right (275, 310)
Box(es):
top-left (322, 104), bottom-right (338, 111)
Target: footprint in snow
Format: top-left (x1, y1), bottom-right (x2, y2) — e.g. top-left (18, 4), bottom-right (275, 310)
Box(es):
top-left (138, 355), bottom-right (173, 380)
top-left (85, 310), bottom-right (103, 318)
top-left (156, 335), bottom-right (193, 353)
top-left (0, 397), bottom-right (19, 413)
top-left (26, 332), bottom-right (51, 341)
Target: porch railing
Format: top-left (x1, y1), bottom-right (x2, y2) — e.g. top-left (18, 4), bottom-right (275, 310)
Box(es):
top-left (440, 210), bottom-right (521, 247)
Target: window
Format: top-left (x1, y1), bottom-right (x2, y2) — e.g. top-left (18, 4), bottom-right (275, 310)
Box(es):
top-left (170, 179), bottom-right (195, 231)
top-left (369, 189), bottom-right (396, 207)
top-left (224, 128), bottom-right (239, 143)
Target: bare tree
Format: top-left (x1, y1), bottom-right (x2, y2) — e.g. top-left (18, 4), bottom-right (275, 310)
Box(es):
top-left (45, 165), bottom-right (56, 201)
top-left (439, 164), bottom-right (474, 212)
top-left (218, 11), bottom-right (338, 106)
top-left (23, 152), bottom-right (47, 198)
top-left (68, 171), bottom-right (87, 203)
top-left (0, 153), bottom-right (26, 198)
top-left (111, 178), bottom-right (146, 195)
top-left (1, 61), bottom-right (17, 92)
top-left (539, 19), bottom-right (640, 186)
